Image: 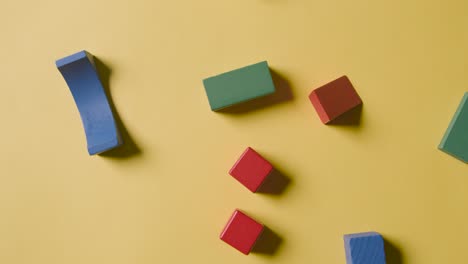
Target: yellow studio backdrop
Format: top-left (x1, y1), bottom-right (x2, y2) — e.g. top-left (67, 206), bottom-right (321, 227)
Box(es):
top-left (0, 0), bottom-right (467, 263)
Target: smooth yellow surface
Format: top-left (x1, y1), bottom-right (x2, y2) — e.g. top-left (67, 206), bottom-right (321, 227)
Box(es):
top-left (1, 0), bottom-right (467, 263)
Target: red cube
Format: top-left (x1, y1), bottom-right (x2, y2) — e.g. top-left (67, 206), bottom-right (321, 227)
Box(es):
top-left (220, 209), bottom-right (264, 255)
top-left (229, 147), bottom-right (273, 192)
top-left (309, 76), bottom-right (362, 124)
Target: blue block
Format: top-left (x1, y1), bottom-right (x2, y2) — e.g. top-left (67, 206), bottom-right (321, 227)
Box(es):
top-left (344, 232), bottom-right (386, 264)
top-left (56, 50), bottom-right (122, 155)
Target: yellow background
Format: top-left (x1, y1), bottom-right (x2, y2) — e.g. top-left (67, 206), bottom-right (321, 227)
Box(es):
top-left (1, 0), bottom-right (467, 263)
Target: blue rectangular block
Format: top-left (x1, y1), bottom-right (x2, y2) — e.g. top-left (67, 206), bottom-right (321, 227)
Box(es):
top-left (344, 232), bottom-right (386, 264)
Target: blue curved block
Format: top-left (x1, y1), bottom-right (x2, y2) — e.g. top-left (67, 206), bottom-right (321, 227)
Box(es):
top-left (344, 232), bottom-right (386, 264)
top-left (56, 50), bottom-right (122, 155)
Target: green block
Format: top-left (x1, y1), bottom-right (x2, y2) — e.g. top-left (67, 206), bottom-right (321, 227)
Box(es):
top-left (203, 61), bottom-right (275, 111)
top-left (439, 92), bottom-right (468, 163)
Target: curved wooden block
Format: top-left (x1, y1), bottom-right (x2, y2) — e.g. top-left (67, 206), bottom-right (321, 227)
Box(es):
top-left (56, 50), bottom-right (122, 155)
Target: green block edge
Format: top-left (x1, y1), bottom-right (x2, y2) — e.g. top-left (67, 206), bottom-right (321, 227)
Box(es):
top-left (438, 92), bottom-right (468, 163)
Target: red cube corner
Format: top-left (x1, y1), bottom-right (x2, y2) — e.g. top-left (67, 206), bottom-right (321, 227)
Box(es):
top-left (229, 147), bottom-right (273, 192)
top-left (309, 76), bottom-right (362, 124)
top-left (220, 209), bottom-right (264, 255)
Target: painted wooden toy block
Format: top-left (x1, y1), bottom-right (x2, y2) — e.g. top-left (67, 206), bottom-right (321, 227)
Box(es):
top-left (203, 61), bottom-right (275, 111)
top-left (229, 147), bottom-right (274, 192)
top-left (220, 209), bottom-right (264, 255)
top-left (344, 232), bottom-right (386, 264)
top-left (309, 76), bottom-right (362, 124)
top-left (56, 50), bottom-right (122, 155)
top-left (439, 92), bottom-right (468, 163)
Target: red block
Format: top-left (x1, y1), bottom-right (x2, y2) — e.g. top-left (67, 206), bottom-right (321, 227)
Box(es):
top-left (220, 209), bottom-right (264, 255)
top-left (229, 147), bottom-right (273, 192)
top-left (309, 76), bottom-right (362, 124)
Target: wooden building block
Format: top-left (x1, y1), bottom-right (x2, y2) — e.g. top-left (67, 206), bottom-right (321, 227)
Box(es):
top-left (203, 61), bottom-right (275, 111)
top-left (309, 76), bottom-right (362, 124)
top-left (344, 232), bottom-right (386, 264)
top-left (229, 147), bottom-right (274, 192)
top-left (439, 92), bottom-right (468, 163)
top-left (56, 50), bottom-right (122, 155)
top-left (220, 209), bottom-right (264, 255)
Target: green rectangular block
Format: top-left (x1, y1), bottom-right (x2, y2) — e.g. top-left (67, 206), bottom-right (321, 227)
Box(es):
top-left (203, 61), bottom-right (275, 111)
top-left (439, 92), bottom-right (468, 163)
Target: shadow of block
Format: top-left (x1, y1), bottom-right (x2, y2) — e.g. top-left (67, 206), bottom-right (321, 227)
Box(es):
top-left (94, 58), bottom-right (142, 159)
top-left (328, 103), bottom-right (363, 126)
top-left (218, 68), bottom-right (293, 114)
top-left (384, 238), bottom-right (405, 264)
top-left (251, 226), bottom-right (283, 255)
top-left (257, 169), bottom-right (291, 195)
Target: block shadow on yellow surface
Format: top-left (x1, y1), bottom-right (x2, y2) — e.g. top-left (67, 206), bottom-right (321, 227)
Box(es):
top-left (217, 68), bottom-right (293, 114)
top-left (328, 103), bottom-right (363, 126)
top-left (385, 238), bottom-right (405, 264)
top-left (257, 169), bottom-right (292, 195)
top-left (94, 58), bottom-right (142, 159)
top-left (251, 226), bottom-right (283, 256)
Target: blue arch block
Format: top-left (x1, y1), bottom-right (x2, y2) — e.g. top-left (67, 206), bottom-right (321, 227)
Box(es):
top-left (56, 51), bottom-right (122, 155)
top-left (344, 232), bottom-right (386, 264)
